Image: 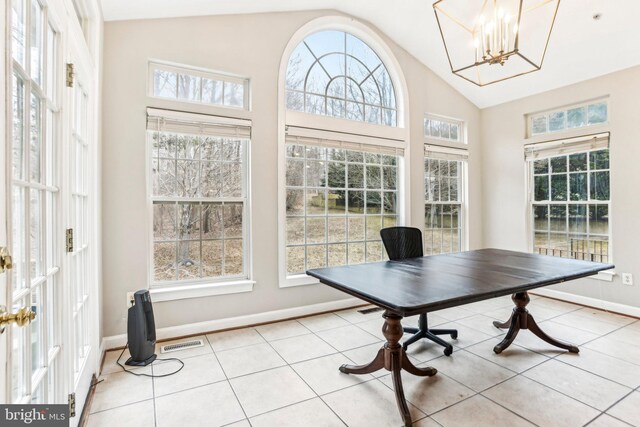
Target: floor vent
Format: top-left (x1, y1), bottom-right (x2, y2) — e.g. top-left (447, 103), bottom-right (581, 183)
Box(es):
top-left (160, 339), bottom-right (204, 354)
top-left (358, 307), bottom-right (384, 315)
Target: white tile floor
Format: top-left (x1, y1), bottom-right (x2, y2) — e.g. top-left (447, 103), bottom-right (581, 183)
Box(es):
top-left (87, 295), bottom-right (640, 427)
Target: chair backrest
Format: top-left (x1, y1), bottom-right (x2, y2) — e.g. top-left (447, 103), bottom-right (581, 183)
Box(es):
top-left (380, 227), bottom-right (424, 261)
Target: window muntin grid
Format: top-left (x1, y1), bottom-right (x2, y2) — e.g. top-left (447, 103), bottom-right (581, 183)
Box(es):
top-left (530, 149), bottom-right (610, 262)
top-left (424, 158), bottom-right (464, 255)
top-left (285, 144), bottom-right (398, 275)
top-left (150, 62), bottom-right (249, 110)
top-left (424, 115), bottom-right (464, 143)
top-left (149, 131), bottom-right (249, 284)
top-left (529, 100), bottom-right (608, 137)
top-left (285, 31), bottom-right (397, 127)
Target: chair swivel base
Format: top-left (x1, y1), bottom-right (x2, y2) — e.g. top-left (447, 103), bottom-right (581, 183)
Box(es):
top-left (402, 327), bottom-right (457, 356)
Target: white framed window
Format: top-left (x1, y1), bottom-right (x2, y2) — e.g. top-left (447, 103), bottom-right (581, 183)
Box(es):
top-left (284, 127), bottom-right (403, 278)
top-left (526, 133), bottom-right (610, 263)
top-left (149, 61), bottom-right (250, 110)
top-left (146, 108), bottom-right (251, 288)
top-left (285, 30), bottom-right (397, 126)
top-left (279, 17), bottom-right (409, 287)
top-left (424, 145), bottom-right (468, 255)
top-left (528, 98), bottom-right (608, 137)
top-left (424, 114), bottom-right (465, 143)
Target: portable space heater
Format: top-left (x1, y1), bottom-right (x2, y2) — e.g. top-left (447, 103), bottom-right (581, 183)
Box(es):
top-left (125, 290), bottom-right (157, 366)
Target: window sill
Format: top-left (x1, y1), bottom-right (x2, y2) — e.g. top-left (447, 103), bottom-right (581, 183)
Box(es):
top-left (149, 279), bottom-right (255, 302)
top-left (587, 270), bottom-right (615, 282)
top-left (280, 274), bottom-right (320, 288)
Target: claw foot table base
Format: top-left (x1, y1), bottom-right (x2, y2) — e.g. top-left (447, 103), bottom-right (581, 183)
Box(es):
top-left (339, 310), bottom-right (436, 427)
top-left (493, 291), bottom-right (579, 354)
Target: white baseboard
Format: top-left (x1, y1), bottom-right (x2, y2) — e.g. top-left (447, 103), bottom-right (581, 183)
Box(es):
top-left (101, 297), bottom-right (364, 351)
top-left (531, 288), bottom-right (640, 318)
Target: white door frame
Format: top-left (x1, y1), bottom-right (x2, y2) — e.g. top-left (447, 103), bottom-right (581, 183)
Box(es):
top-left (1, 0), bottom-right (9, 405)
top-left (62, 8), bottom-right (100, 423)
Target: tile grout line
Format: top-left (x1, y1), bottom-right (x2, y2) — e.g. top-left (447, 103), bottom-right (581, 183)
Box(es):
top-left (204, 334), bottom-right (253, 426)
top-left (151, 362), bottom-right (158, 427)
top-left (253, 322), bottom-right (352, 426)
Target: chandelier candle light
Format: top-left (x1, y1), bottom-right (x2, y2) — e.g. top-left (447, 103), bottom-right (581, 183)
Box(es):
top-left (434, 0), bottom-right (561, 86)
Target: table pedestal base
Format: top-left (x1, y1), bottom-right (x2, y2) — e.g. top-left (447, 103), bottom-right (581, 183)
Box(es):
top-left (493, 291), bottom-right (579, 354)
top-left (339, 310), bottom-right (436, 427)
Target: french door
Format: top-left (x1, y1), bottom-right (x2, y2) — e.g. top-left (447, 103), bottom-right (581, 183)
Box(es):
top-left (3, 0), bottom-right (99, 419)
top-left (6, 0), bottom-right (63, 404)
top-left (65, 36), bottom-right (96, 421)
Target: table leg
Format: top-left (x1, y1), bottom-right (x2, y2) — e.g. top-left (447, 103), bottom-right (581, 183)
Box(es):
top-left (493, 291), bottom-right (579, 354)
top-left (339, 310), bottom-right (437, 427)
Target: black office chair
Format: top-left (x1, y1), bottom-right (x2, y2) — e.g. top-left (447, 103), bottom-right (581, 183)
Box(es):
top-left (380, 226), bottom-right (458, 356)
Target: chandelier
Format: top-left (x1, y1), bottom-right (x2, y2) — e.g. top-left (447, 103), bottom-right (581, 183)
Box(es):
top-left (433, 0), bottom-right (561, 86)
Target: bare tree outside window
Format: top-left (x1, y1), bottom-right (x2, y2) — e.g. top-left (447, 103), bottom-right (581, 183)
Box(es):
top-left (285, 31), bottom-right (397, 126)
top-left (424, 158), bottom-right (464, 255)
top-left (150, 131), bottom-right (248, 283)
top-left (150, 62), bottom-right (248, 110)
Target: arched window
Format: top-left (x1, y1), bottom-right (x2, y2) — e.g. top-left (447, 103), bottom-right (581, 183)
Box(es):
top-left (285, 30), bottom-right (397, 127)
top-left (279, 20), bottom-right (409, 288)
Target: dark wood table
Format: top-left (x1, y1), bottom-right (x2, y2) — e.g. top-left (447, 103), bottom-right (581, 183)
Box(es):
top-left (307, 248), bottom-right (613, 426)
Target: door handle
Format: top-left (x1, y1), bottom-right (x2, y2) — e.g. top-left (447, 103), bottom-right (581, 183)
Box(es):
top-left (0, 306), bottom-right (36, 334)
top-left (0, 247), bottom-right (12, 273)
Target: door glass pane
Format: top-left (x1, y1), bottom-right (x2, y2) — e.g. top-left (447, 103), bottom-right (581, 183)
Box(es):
top-left (12, 74), bottom-right (26, 180)
top-left (11, 0), bottom-right (27, 66)
top-left (12, 187), bottom-right (26, 292)
top-left (30, 93), bottom-right (42, 182)
top-left (30, 0), bottom-right (44, 85)
top-left (31, 284), bottom-right (44, 376)
top-left (30, 189), bottom-right (42, 279)
top-left (46, 24), bottom-right (56, 99)
top-left (11, 299), bottom-right (27, 403)
top-left (47, 278), bottom-right (56, 352)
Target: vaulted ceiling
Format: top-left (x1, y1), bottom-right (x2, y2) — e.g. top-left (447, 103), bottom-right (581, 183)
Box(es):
top-left (100, 0), bottom-right (640, 108)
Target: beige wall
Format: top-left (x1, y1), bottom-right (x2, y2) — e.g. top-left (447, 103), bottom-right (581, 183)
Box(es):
top-left (101, 11), bottom-right (482, 338)
top-left (481, 66), bottom-right (640, 306)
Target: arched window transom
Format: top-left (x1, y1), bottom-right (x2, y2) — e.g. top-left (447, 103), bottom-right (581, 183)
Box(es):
top-left (286, 30), bottom-right (397, 127)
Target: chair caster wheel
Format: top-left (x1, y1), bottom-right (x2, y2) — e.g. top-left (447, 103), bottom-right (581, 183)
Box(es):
top-left (451, 332), bottom-right (458, 339)
top-left (444, 346), bottom-right (453, 356)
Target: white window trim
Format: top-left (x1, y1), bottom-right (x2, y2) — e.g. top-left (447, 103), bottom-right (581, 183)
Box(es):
top-left (523, 133), bottom-right (614, 281)
top-left (149, 279), bottom-right (256, 302)
top-left (145, 108), bottom-right (254, 295)
top-left (423, 144), bottom-right (470, 254)
top-left (424, 113), bottom-right (466, 144)
top-left (526, 97), bottom-right (609, 139)
top-left (277, 16), bottom-right (411, 288)
top-left (148, 60), bottom-right (251, 111)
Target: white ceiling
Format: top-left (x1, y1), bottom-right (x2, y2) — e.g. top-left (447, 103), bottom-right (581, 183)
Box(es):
top-left (100, 0), bottom-right (640, 108)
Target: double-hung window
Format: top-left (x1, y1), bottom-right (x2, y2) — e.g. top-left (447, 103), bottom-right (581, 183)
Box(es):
top-left (526, 133), bottom-right (610, 262)
top-left (284, 127), bottom-right (402, 278)
top-left (423, 145), bottom-right (468, 254)
top-left (147, 108), bottom-right (251, 286)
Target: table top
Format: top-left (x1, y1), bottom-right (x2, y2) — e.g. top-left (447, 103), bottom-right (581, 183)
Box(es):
top-left (307, 248), bottom-right (614, 317)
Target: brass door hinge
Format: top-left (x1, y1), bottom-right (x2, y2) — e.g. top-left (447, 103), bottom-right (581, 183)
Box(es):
top-left (68, 393), bottom-right (76, 417)
top-left (66, 229), bottom-right (74, 253)
top-left (66, 63), bottom-right (75, 87)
